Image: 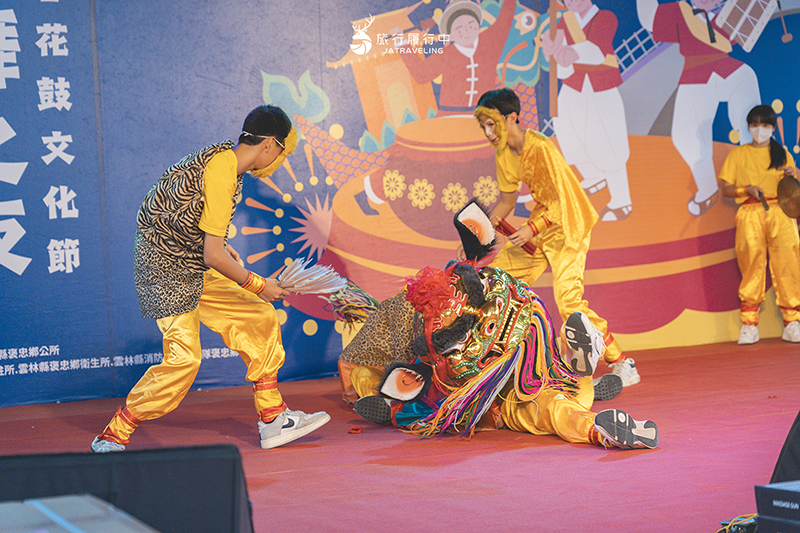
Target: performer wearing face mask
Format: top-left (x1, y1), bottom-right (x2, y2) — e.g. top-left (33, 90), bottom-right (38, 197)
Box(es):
top-left (718, 105), bottom-right (800, 345)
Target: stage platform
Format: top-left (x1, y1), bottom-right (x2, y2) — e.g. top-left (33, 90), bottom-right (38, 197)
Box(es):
top-left (0, 339), bottom-right (798, 532)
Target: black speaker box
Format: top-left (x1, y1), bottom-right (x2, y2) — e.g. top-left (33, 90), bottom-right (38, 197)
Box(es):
top-left (0, 444), bottom-right (253, 533)
top-left (772, 409), bottom-right (800, 484)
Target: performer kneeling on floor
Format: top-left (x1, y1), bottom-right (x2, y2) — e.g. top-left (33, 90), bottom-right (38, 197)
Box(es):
top-left (347, 201), bottom-right (658, 449)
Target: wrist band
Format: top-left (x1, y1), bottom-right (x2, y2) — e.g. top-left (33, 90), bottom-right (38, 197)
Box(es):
top-left (735, 186), bottom-right (749, 198)
top-left (240, 270), bottom-right (267, 295)
top-left (526, 216), bottom-right (552, 237)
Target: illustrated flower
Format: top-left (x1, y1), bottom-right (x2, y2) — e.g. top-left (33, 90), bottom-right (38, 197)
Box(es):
top-left (473, 175), bottom-right (499, 205)
top-left (409, 178), bottom-right (435, 209)
top-left (441, 182), bottom-right (468, 213)
top-left (382, 169), bottom-right (406, 200)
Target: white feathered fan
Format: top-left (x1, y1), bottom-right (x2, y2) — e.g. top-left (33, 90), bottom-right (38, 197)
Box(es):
top-left (276, 258), bottom-right (347, 294)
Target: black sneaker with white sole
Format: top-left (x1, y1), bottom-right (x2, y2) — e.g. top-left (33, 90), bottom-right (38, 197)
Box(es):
top-left (594, 409), bottom-right (658, 449)
top-left (564, 312), bottom-right (604, 376)
top-left (354, 395), bottom-right (392, 425)
top-left (593, 374), bottom-right (623, 401)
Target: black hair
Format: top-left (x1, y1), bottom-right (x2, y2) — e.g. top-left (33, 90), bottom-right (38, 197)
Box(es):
top-left (476, 88), bottom-right (520, 123)
top-left (238, 105), bottom-right (292, 146)
top-left (747, 104), bottom-right (786, 170)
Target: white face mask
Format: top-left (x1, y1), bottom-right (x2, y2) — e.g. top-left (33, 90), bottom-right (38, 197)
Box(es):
top-left (749, 125), bottom-right (774, 144)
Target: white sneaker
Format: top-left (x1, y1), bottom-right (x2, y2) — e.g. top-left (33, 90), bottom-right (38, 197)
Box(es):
top-left (90, 436), bottom-right (126, 453)
top-left (594, 409), bottom-right (658, 449)
top-left (258, 409), bottom-right (330, 449)
top-left (782, 321), bottom-right (800, 343)
top-left (563, 312), bottom-right (605, 377)
top-left (609, 357), bottom-right (640, 387)
top-left (738, 324), bottom-right (759, 345)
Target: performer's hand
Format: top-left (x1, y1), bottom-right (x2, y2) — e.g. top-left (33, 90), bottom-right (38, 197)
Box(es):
top-left (509, 224), bottom-right (534, 247)
top-left (780, 166), bottom-right (798, 180)
top-left (746, 185), bottom-right (766, 199)
top-left (456, 244), bottom-right (466, 262)
top-left (257, 278), bottom-right (290, 303)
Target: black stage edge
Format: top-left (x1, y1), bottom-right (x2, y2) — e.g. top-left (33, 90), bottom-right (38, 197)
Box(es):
top-left (0, 444), bottom-right (253, 533)
top-left (772, 409), bottom-right (800, 484)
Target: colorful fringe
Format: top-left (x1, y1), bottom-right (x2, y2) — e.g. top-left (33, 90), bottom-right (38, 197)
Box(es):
top-left (408, 349), bottom-right (519, 439)
top-left (322, 280), bottom-right (380, 326)
top-left (515, 295), bottom-right (580, 400)
top-left (407, 293), bottom-right (579, 438)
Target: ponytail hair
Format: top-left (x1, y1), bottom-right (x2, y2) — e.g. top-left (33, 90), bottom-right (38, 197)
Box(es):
top-left (768, 138), bottom-right (787, 170)
top-left (747, 104), bottom-right (786, 170)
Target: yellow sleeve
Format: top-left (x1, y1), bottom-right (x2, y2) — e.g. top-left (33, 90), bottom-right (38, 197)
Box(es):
top-left (199, 150), bottom-right (238, 237)
top-left (717, 147), bottom-right (742, 186)
top-left (496, 148), bottom-right (520, 193)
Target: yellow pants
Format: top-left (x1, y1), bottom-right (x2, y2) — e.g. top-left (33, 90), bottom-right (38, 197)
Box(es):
top-left (736, 201), bottom-right (800, 325)
top-left (351, 364), bottom-right (598, 443)
top-left (101, 269), bottom-right (286, 444)
top-left (350, 365), bottom-right (384, 399)
top-left (500, 376), bottom-right (595, 444)
top-left (491, 229), bottom-right (623, 363)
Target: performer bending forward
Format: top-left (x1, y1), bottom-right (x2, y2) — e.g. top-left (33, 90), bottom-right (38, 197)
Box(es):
top-left (91, 105), bottom-right (329, 453)
top-left (463, 88), bottom-right (639, 399)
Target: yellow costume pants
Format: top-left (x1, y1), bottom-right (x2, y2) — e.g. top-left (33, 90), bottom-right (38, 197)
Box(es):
top-left (351, 364), bottom-right (599, 444)
top-left (490, 228), bottom-right (623, 363)
top-left (500, 376), bottom-right (596, 444)
top-left (101, 269), bottom-right (286, 444)
top-left (350, 365), bottom-right (384, 399)
top-left (736, 201), bottom-right (800, 325)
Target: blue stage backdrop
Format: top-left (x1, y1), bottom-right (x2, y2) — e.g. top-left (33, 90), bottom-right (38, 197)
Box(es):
top-left (1, 0), bottom-right (799, 408)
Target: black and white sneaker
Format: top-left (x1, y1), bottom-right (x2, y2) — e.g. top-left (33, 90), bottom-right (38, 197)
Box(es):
top-left (594, 409), bottom-right (658, 449)
top-left (593, 374), bottom-right (623, 401)
top-left (354, 395), bottom-right (393, 425)
top-left (564, 312), bottom-right (604, 376)
top-left (258, 409), bottom-right (330, 449)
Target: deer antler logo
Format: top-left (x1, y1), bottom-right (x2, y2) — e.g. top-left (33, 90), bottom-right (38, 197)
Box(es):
top-left (350, 14), bottom-right (375, 56)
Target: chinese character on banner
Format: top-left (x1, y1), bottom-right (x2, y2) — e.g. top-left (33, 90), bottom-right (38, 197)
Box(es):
top-left (42, 185), bottom-right (78, 219)
top-left (47, 238), bottom-right (79, 273)
top-left (0, 10), bottom-right (20, 90)
top-left (35, 23), bottom-right (68, 57)
top-left (0, 118), bottom-right (31, 276)
top-left (41, 131), bottom-right (74, 165)
top-left (37, 76), bottom-right (72, 111)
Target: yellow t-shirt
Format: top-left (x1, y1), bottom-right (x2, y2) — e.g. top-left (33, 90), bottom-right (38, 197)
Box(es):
top-left (718, 144), bottom-right (795, 203)
top-left (496, 146), bottom-right (522, 193)
top-left (198, 150), bottom-right (239, 237)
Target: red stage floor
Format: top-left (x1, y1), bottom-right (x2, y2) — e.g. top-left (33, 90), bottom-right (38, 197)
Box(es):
top-left (0, 339), bottom-right (798, 532)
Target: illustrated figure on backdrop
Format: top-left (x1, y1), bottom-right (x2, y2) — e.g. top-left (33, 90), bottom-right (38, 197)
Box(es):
top-left (717, 104), bottom-right (800, 345)
top-left (398, 0), bottom-right (516, 116)
top-left (343, 202), bottom-right (658, 449)
top-left (91, 105), bottom-right (330, 453)
top-left (637, 0), bottom-right (761, 216)
top-left (542, 0), bottom-right (632, 221)
top-left (463, 88), bottom-right (640, 400)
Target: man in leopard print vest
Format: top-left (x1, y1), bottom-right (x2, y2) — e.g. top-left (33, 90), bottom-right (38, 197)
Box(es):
top-left (91, 105), bottom-right (330, 452)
